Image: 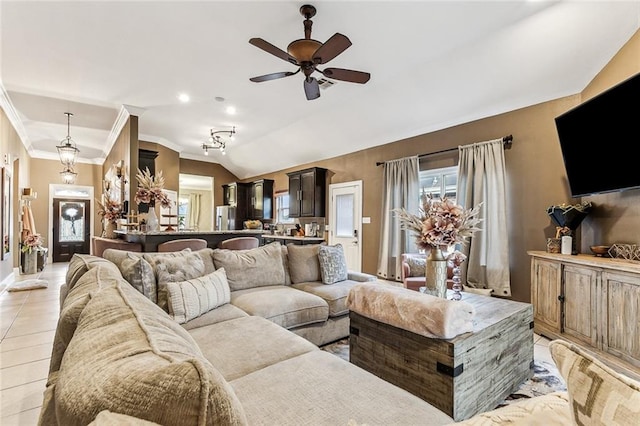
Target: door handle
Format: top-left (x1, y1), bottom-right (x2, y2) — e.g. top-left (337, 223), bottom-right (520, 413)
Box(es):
top-left (353, 229), bottom-right (358, 238)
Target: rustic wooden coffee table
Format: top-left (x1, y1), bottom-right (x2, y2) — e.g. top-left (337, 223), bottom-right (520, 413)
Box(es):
top-left (349, 291), bottom-right (533, 421)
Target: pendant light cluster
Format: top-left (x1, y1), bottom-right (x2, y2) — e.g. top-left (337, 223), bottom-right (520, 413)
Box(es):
top-left (202, 126), bottom-right (235, 156)
top-left (57, 112), bottom-right (80, 184)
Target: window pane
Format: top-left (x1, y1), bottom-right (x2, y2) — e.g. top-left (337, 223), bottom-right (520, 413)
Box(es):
top-left (276, 193), bottom-right (294, 223)
top-left (59, 201), bottom-right (85, 242)
top-left (336, 194), bottom-right (354, 237)
top-left (419, 166), bottom-right (458, 203)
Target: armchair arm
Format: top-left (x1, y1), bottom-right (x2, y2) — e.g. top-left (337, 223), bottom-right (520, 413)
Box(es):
top-left (347, 271), bottom-right (377, 282)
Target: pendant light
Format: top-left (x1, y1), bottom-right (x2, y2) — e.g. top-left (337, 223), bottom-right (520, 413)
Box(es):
top-left (60, 166), bottom-right (77, 184)
top-left (57, 112), bottom-right (80, 166)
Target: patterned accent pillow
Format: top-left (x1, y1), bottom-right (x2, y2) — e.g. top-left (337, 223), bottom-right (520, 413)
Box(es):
top-left (550, 339), bottom-right (640, 426)
top-left (166, 268), bottom-right (231, 324)
top-left (154, 253), bottom-right (206, 312)
top-left (118, 253), bottom-right (157, 303)
top-left (405, 256), bottom-right (426, 277)
top-left (318, 244), bottom-right (348, 284)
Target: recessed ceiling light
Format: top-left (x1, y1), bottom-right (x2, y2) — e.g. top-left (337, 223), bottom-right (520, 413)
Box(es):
top-left (226, 106), bottom-right (236, 115)
top-left (178, 93), bottom-right (190, 103)
top-left (215, 97), bottom-right (225, 102)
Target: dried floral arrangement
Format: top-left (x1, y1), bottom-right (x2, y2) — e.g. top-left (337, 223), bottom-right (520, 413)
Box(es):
top-left (21, 233), bottom-right (43, 254)
top-left (395, 195), bottom-right (482, 250)
top-left (134, 167), bottom-right (171, 208)
top-left (97, 196), bottom-right (122, 223)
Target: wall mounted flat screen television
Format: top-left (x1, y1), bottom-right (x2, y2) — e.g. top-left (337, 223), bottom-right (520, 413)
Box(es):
top-left (554, 72), bottom-right (640, 197)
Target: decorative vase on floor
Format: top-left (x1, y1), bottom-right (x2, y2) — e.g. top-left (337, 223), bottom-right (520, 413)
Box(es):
top-left (424, 246), bottom-right (448, 298)
top-left (104, 221), bottom-right (117, 239)
top-left (22, 250), bottom-right (38, 275)
top-left (146, 206), bottom-right (160, 232)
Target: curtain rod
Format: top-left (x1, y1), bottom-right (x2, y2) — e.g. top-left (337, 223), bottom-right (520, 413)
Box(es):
top-left (376, 134), bottom-right (513, 166)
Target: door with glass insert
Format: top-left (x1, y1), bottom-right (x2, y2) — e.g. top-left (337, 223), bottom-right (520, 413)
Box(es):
top-left (53, 198), bottom-right (90, 262)
top-left (329, 181), bottom-right (362, 272)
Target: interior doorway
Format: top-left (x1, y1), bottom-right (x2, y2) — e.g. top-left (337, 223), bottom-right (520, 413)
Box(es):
top-left (328, 180), bottom-right (363, 272)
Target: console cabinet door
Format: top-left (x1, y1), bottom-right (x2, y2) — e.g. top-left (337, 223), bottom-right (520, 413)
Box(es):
top-left (601, 271), bottom-right (640, 368)
top-left (531, 257), bottom-right (561, 335)
top-left (562, 264), bottom-right (598, 347)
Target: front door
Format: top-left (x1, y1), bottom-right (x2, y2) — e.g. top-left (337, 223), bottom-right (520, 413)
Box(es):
top-left (53, 198), bottom-right (91, 262)
top-left (328, 181), bottom-right (363, 272)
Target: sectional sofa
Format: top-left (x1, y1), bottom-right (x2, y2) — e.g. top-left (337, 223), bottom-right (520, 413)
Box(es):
top-left (41, 241), bottom-right (635, 425)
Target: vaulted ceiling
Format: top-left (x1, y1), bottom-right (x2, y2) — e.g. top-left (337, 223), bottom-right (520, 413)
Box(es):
top-left (2, 1), bottom-right (639, 179)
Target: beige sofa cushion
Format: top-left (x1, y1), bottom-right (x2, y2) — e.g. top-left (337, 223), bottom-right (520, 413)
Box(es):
top-left (212, 242), bottom-right (285, 291)
top-left (180, 304), bottom-right (248, 330)
top-left (550, 339), bottom-right (640, 426)
top-left (454, 391), bottom-right (571, 425)
top-left (230, 286), bottom-right (328, 329)
top-left (65, 253), bottom-right (121, 292)
top-left (292, 280), bottom-right (359, 317)
top-left (230, 350), bottom-right (453, 425)
top-left (45, 280), bottom-right (247, 426)
top-left (287, 243), bottom-right (321, 284)
top-left (89, 410), bottom-right (161, 425)
top-left (166, 268), bottom-right (231, 324)
top-left (50, 265), bottom-right (121, 375)
top-left (189, 316), bottom-right (317, 381)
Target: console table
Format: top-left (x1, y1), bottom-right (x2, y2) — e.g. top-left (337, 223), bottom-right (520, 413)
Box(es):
top-left (528, 251), bottom-right (640, 381)
top-left (349, 292), bottom-right (533, 421)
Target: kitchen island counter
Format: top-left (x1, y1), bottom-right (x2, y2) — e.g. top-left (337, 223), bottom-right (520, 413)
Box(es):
top-left (116, 230), bottom-right (266, 252)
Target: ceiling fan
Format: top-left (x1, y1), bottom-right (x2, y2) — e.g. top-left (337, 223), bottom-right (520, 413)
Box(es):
top-left (249, 4), bottom-right (370, 100)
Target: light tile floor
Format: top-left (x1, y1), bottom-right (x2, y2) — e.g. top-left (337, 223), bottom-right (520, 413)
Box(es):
top-left (0, 263), bottom-right (555, 425)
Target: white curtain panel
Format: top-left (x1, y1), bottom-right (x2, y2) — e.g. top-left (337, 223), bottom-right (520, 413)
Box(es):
top-left (457, 139), bottom-right (511, 297)
top-left (377, 156), bottom-right (420, 281)
top-left (188, 193), bottom-right (201, 230)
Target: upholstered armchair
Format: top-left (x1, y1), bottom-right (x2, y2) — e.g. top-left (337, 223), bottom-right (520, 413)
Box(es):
top-left (401, 253), bottom-right (454, 292)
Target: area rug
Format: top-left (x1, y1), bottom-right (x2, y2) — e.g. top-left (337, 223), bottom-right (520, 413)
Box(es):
top-left (320, 338), bottom-right (566, 407)
top-left (7, 278), bottom-right (49, 292)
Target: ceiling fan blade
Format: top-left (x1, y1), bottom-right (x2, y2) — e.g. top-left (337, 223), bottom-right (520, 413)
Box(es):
top-left (312, 33), bottom-right (352, 64)
top-left (304, 77), bottom-right (320, 100)
top-left (250, 70), bottom-right (298, 83)
top-left (249, 38), bottom-right (298, 65)
top-left (320, 68), bottom-right (370, 84)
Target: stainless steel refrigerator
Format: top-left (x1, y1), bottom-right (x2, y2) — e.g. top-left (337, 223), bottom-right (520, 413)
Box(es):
top-left (216, 205), bottom-right (242, 230)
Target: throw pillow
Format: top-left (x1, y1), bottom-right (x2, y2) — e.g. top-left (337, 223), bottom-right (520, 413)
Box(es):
top-left (166, 268), bottom-right (231, 324)
top-left (549, 339), bottom-right (640, 425)
top-left (154, 252), bottom-right (206, 312)
top-left (118, 253), bottom-right (157, 303)
top-left (318, 244), bottom-right (348, 284)
top-left (211, 242), bottom-right (285, 291)
top-left (287, 244), bottom-right (322, 284)
top-left (405, 256), bottom-right (426, 277)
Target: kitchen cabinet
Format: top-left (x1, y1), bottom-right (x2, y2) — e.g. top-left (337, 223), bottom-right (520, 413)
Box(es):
top-left (287, 167), bottom-right (327, 218)
top-left (528, 251), bottom-right (640, 380)
top-left (249, 179), bottom-right (274, 220)
top-left (222, 182), bottom-right (249, 207)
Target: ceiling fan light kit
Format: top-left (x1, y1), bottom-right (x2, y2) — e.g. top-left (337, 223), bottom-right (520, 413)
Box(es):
top-left (249, 4), bottom-right (370, 100)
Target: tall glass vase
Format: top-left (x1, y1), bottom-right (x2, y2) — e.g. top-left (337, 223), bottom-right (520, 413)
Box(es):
top-left (424, 246), bottom-right (448, 298)
top-left (146, 206), bottom-right (160, 232)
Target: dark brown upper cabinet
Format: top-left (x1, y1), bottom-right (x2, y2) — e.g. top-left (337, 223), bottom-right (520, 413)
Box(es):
top-left (287, 167), bottom-right (327, 218)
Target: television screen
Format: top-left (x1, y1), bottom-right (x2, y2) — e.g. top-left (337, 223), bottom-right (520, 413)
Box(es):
top-left (554, 72), bottom-right (640, 197)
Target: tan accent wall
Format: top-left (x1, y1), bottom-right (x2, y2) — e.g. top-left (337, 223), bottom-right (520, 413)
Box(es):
top-left (0, 108), bottom-right (32, 280)
top-left (29, 159), bottom-right (104, 239)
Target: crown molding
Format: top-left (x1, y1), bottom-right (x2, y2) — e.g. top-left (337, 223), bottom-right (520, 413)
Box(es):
top-left (0, 80), bottom-right (34, 155)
